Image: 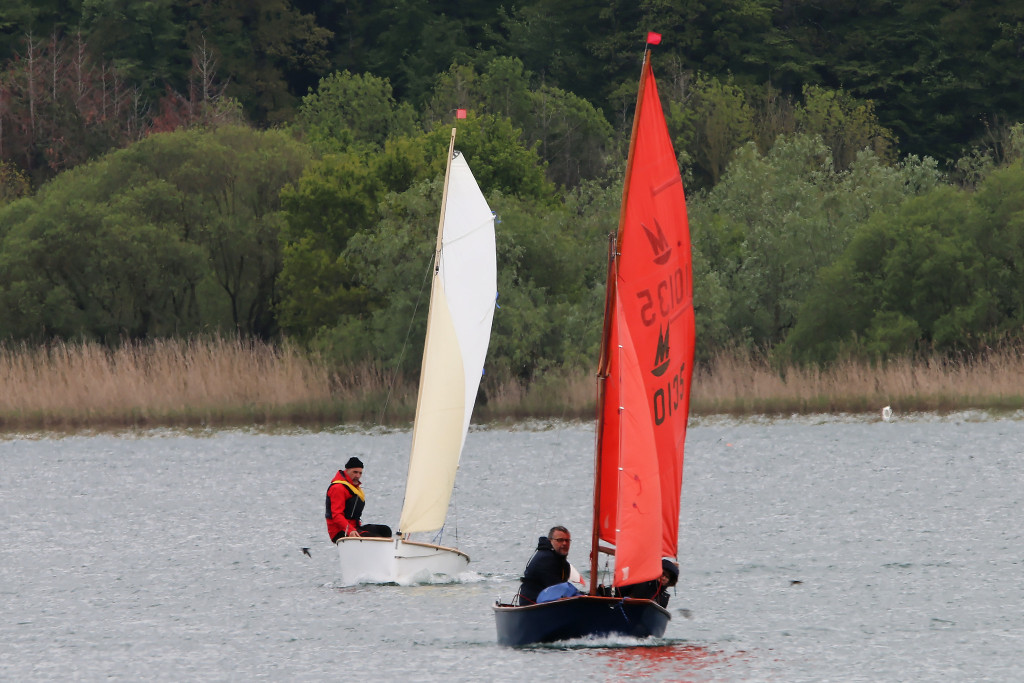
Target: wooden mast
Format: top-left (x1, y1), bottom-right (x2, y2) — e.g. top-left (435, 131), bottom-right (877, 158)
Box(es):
top-left (435, 128), bottom-right (458, 254)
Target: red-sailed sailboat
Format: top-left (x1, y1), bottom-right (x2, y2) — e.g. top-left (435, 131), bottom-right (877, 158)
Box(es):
top-left (493, 43), bottom-right (695, 647)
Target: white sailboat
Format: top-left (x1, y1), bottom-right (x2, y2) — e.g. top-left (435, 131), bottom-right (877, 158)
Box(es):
top-left (336, 128), bottom-right (496, 584)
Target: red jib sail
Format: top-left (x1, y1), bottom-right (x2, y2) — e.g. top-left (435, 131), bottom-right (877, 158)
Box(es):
top-left (595, 52), bottom-right (695, 588)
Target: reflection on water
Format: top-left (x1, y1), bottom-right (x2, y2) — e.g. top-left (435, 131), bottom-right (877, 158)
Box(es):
top-left (520, 636), bottom-right (743, 681)
top-left (594, 643), bottom-right (742, 681)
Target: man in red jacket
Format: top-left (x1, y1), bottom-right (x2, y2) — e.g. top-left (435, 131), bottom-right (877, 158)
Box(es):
top-left (325, 457), bottom-right (392, 542)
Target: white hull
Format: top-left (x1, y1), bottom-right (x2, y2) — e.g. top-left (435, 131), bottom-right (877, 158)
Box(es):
top-left (335, 536), bottom-right (470, 585)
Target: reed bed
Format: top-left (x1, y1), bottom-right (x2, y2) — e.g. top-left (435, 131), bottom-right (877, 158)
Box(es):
top-left (690, 348), bottom-right (1024, 416)
top-left (479, 369), bottom-right (597, 422)
top-left (1, 339), bottom-right (1022, 433)
top-left (0, 338), bottom-right (332, 431)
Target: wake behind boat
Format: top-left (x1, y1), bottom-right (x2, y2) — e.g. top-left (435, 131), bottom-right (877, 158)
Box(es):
top-left (494, 41), bottom-right (695, 645)
top-left (336, 127), bottom-right (496, 585)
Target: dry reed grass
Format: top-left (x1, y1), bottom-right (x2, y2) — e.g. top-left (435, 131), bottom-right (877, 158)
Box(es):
top-left (691, 348), bottom-right (1024, 415)
top-left (0, 338), bottom-right (332, 431)
top-left (480, 369), bottom-right (597, 421)
top-left (1, 340), bottom-right (1021, 433)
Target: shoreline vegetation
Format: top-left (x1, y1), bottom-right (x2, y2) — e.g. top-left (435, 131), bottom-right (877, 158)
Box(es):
top-left (1, 338), bottom-right (1022, 434)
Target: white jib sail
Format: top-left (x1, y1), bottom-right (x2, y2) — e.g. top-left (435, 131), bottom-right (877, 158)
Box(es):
top-left (398, 146), bottom-right (496, 535)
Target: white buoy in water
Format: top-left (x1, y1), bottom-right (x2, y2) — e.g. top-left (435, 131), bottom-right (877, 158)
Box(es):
top-left (882, 405), bottom-right (892, 422)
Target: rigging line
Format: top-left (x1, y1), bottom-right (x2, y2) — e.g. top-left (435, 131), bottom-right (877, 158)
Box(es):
top-left (601, 555), bottom-right (613, 591)
top-left (451, 483), bottom-right (459, 543)
top-left (378, 251), bottom-right (436, 426)
top-left (429, 486), bottom-right (459, 545)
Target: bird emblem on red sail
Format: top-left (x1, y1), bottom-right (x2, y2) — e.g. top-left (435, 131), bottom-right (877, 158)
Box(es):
top-left (642, 218), bottom-right (671, 265)
top-left (651, 325), bottom-right (670, 376)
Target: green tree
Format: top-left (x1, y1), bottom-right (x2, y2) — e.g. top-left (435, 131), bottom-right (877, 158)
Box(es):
top-left (484, 187), bottom-right (612, 379)
top-left (277, 151), bottom-right (391, 339)
top-left (315, 175), bottom-right (611, 380)
top-left (640, 0), bottom-right (778, 81)
top-left (0, 125), bottom-right (310, 342)
top-left (795, 85), bottom-right (896, 171)
top-left (361, 0), bottom-right (504, 104)
top-left (80, 0), bottom-right (188, 87)
top-left (669, 73), bottom-right (755, 189)
top-left (278, 116), bottom-right (553, 344)
top-left (476, 57), bottom-right (533, 125)
top-left (422, 62), bottom-right (482, 126)
top-left (524, 83), bottom-right (615, 188)
top-left (781, 0), bottom-right (1024, 162)
top-left (0, 162), bottom-right (29, 205)
top-left (309, 177), bottom-right (440, 369)
top-left (691, 134), bottom-right (941, 351)
top-left (0, 2), bottom-right (82, 59)
top-left (423, 59), bottom-right (614, 187)
top-left (0, 163), bottom-right (206, 341)
top-left (185, 0), bottom-right (331, 124)
top-left (498, 0), bottom-right (619, 110)
top-left (418, 115), bottom-right (555, 201)
top-left (293, 70), bottom-right (417, 154)
top-left (782, 162), bottom-right (1024, 363)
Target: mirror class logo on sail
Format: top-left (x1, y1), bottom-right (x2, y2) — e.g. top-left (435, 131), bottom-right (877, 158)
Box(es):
top-left (636, 216), bottom-right (691, 426)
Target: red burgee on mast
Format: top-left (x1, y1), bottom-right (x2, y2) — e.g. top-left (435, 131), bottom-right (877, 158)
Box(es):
top-left (647, 31), bottom-right (662, 45)
top-left (456, 108), bottom-right (467, 119)
top-left (599, 54), bottom-right (695, 587)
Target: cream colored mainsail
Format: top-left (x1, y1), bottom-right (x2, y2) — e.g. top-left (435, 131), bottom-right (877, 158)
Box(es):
top-left (398, 130), bottom-right (496, 535)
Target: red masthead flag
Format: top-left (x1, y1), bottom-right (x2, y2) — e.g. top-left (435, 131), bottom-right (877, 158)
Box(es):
top-left (646, 31), bottom-right (662, 45)
top-left (456, 108), bottom-right (467, 119)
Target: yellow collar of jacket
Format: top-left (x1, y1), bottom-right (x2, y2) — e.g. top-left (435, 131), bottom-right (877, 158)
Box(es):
top-left (332, 478), bottom-right (365, 502)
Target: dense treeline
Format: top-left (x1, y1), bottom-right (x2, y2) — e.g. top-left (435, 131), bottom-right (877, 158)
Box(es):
top-left (2, 3), bottom-right (1024, 385)
top-left (3, 1), bottom-right (1024, 187)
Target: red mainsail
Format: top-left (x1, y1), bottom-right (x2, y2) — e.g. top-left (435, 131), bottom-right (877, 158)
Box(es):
top-left (593, 52), bottom-right (695, 588)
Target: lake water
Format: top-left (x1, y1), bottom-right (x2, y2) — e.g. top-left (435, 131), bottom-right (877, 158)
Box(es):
top-left (2, 413), bottom-right (1023, 681)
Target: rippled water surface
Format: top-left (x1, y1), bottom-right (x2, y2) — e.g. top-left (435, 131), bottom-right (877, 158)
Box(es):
top-left (2, 415), bottom-right (1023, 681)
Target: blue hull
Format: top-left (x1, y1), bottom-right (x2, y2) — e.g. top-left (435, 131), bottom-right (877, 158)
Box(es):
top-left (492, 595), bottom-right (671, 647)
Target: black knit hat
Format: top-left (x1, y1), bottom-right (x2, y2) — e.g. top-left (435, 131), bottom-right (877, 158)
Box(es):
top-left (345, 456), bottom-right (364, 469)
top-left (662, 559), bottom-right (679, 586)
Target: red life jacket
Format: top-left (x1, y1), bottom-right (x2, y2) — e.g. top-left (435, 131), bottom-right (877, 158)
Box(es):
top-left (325, 470), bottom-right (365, 541)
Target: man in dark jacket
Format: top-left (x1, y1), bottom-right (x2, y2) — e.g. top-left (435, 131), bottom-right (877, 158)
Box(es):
top-left (619, 558), bottom-right (679, 607)
top-left (517, 526), bottom-right (572, 604)
top-left (325, 457), bottom-right (392, 542)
